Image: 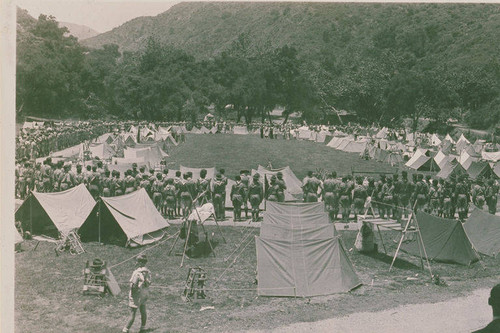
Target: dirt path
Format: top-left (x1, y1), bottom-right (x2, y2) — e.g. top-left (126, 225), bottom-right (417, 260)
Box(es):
top-left (246, 288), bottom-right (492, 333)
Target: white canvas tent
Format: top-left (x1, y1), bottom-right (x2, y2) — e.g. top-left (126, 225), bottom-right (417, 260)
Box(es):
top-left (15, 184), bottom-right (96, 238)
top-left (79, 188), bottom-right (169, 247)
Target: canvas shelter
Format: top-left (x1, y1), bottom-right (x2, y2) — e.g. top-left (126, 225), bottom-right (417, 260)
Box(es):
top-left (467, 161), bottom-right (495, 180)
top-left (253, 166), bottom-right (303, 200)
top-left (481, 151), bottom-right (500, 162)
top-left (375, 127), bottom-right (388, 139)
top-left (89, 142), bottom-right (115, 160)
top-left (405, 150), bottom-right (439, 171)
top-left (190, 127), bottom-right (203, 134)
top-left (465, 207), bottom-right (500, 257)
top-left (79, 188), bottom-right (169, 247)
top-left (209, 126), bottom-right (218, 134)
top-left (256, 201), bottom-right (361, 297)
top-left (15, 184), bottom-right (96, 238)
top-left (430, 134), bottom-right (442, 146)
top-left (50, 143), bottom-right (84, 158)
top-left (199, 126), bottom-right (211, 134)
top-left (445, 134), bottom-right (456, 144)
top-left (455, 134), bottom-right (470, 152)
top-left (401, 211), bottom-right (479, 265)
top-left (436, 161), bottom-right (466, 179)
top-left (493, 162), bottom-right (500, 178)
top-left (341, 140), bottom-right (367, 153)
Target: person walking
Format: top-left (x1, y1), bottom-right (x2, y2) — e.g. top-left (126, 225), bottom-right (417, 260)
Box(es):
top-left (123, 254), bottom-right (151, 333)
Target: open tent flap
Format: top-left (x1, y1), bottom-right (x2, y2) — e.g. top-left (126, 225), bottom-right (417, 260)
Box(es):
top-left (256, 236), bottom-right (361, 297)
top-left (401, 211), bottom-right (479, 265)
top-left (464, 207), bottom-right (500, 257)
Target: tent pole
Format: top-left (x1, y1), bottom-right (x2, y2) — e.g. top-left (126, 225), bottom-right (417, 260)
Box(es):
top-left (98, 198), bottom-right (101, 244)
top-left (180, 218), bottom-right (193, 268)
top-left (29, 192), bottom-right (33, 233)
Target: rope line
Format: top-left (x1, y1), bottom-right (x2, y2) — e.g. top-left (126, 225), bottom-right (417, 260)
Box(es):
top-left (109, 231), bottom-right (179, 269)
top-left (215, 233), bottom-right (256, 284)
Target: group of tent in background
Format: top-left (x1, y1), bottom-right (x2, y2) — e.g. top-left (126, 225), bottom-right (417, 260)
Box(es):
top-left (15, 120), bottom-right (500, 296)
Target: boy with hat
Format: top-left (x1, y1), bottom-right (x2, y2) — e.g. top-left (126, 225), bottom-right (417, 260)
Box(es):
top-left (123, 254), bottom-right (151, 333)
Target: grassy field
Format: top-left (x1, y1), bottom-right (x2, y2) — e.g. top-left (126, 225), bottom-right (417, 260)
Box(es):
top-left (166, 134), bottom-right (397, 179)
top-left (15, 225), bottom-right (500, 333)
top-left (15, 134), bottom-right (497, 332)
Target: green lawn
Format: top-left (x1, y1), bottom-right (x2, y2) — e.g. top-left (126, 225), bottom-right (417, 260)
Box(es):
top-left (15, 226), bottom-right (500, 333)
top-left (166, 134), bottom-right (397, 179)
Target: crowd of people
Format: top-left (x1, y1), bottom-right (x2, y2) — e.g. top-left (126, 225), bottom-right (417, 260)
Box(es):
top-left (16, 149), bottom-right (500, 224)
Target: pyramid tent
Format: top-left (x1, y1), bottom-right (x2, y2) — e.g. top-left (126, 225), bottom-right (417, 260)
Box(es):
top-left (15, 184), bottom-right (96, 237)
top-left (253, 165), bottom-right (303, 199)
top-left (456, 134), bottom-right (470, 151)
top-left (89, 142), bottom-right (115, 160)
top-left (79, 188), bottom-right (169, 247)
top-left (430, 134), bottom-right (442, 146)
top-left (375, 127), bottom-right (388, 139)
top-left (433, 150), bottom-right (447, 168)
top-left (467, 161), bottom-right (495, 180)
top-left (199, 126), bottom-right (211, 134)
top-left (436, 161), bottom-right (467, 179)
top-left (190, 127), bottom-right (203, 134)
top-left (401, 211), bottom-right (479, 265)
top-left (209, 126), bottom-right (218, 134)
top-left (406, 151), bottom-right (439, 171)
top-left (445, 134), bottom-right (456, 144)
top-left (256, 201), bottom-right (360, 297)
top-left (465, 207), bottom-right (500, 257)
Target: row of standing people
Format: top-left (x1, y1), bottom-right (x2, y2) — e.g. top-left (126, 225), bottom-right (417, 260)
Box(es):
top-left (300, 170), bottom-right (500, 222)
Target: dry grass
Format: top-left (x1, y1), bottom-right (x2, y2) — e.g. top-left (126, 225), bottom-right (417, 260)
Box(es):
top-left (16, 225), bottom-right (500, 333)
top-left (166, 134), bottom-right (397, 179)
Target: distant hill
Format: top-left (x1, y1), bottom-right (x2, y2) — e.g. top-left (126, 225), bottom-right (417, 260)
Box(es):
top-left (82, 2), bottom-right (500, 64)
top-left (60, 21), bottom-right (99, 40)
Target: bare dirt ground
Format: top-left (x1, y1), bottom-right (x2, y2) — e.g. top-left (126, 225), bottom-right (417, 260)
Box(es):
top-left (246, 288), bottom-right (491, 333)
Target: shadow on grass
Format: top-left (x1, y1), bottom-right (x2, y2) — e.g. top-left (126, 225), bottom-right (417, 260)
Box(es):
top-left (361, 250), bottom-right (420, 271)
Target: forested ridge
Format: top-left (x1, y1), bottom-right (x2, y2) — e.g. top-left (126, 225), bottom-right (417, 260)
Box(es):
top-left (16, 3), bottom-right (500, 130)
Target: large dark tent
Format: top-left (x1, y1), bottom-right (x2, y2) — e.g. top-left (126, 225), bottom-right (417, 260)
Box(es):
top-left (256, 201), bottom-right (361, 297)
top-left (465, 207), bottom-right (500, 257)
top-left (401, 211), bottom-right (479, 265)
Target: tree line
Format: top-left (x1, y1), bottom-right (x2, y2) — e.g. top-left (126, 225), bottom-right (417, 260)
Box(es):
top-left (17, 10), bottom-right (500, 131)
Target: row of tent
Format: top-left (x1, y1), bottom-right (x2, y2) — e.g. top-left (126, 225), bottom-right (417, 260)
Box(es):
top-left (402, 207), bottom-right (500, 265)
top-left (15, 184), bottom-right (170, 247)
top-left (406, 147), bottom-right (500, 180)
